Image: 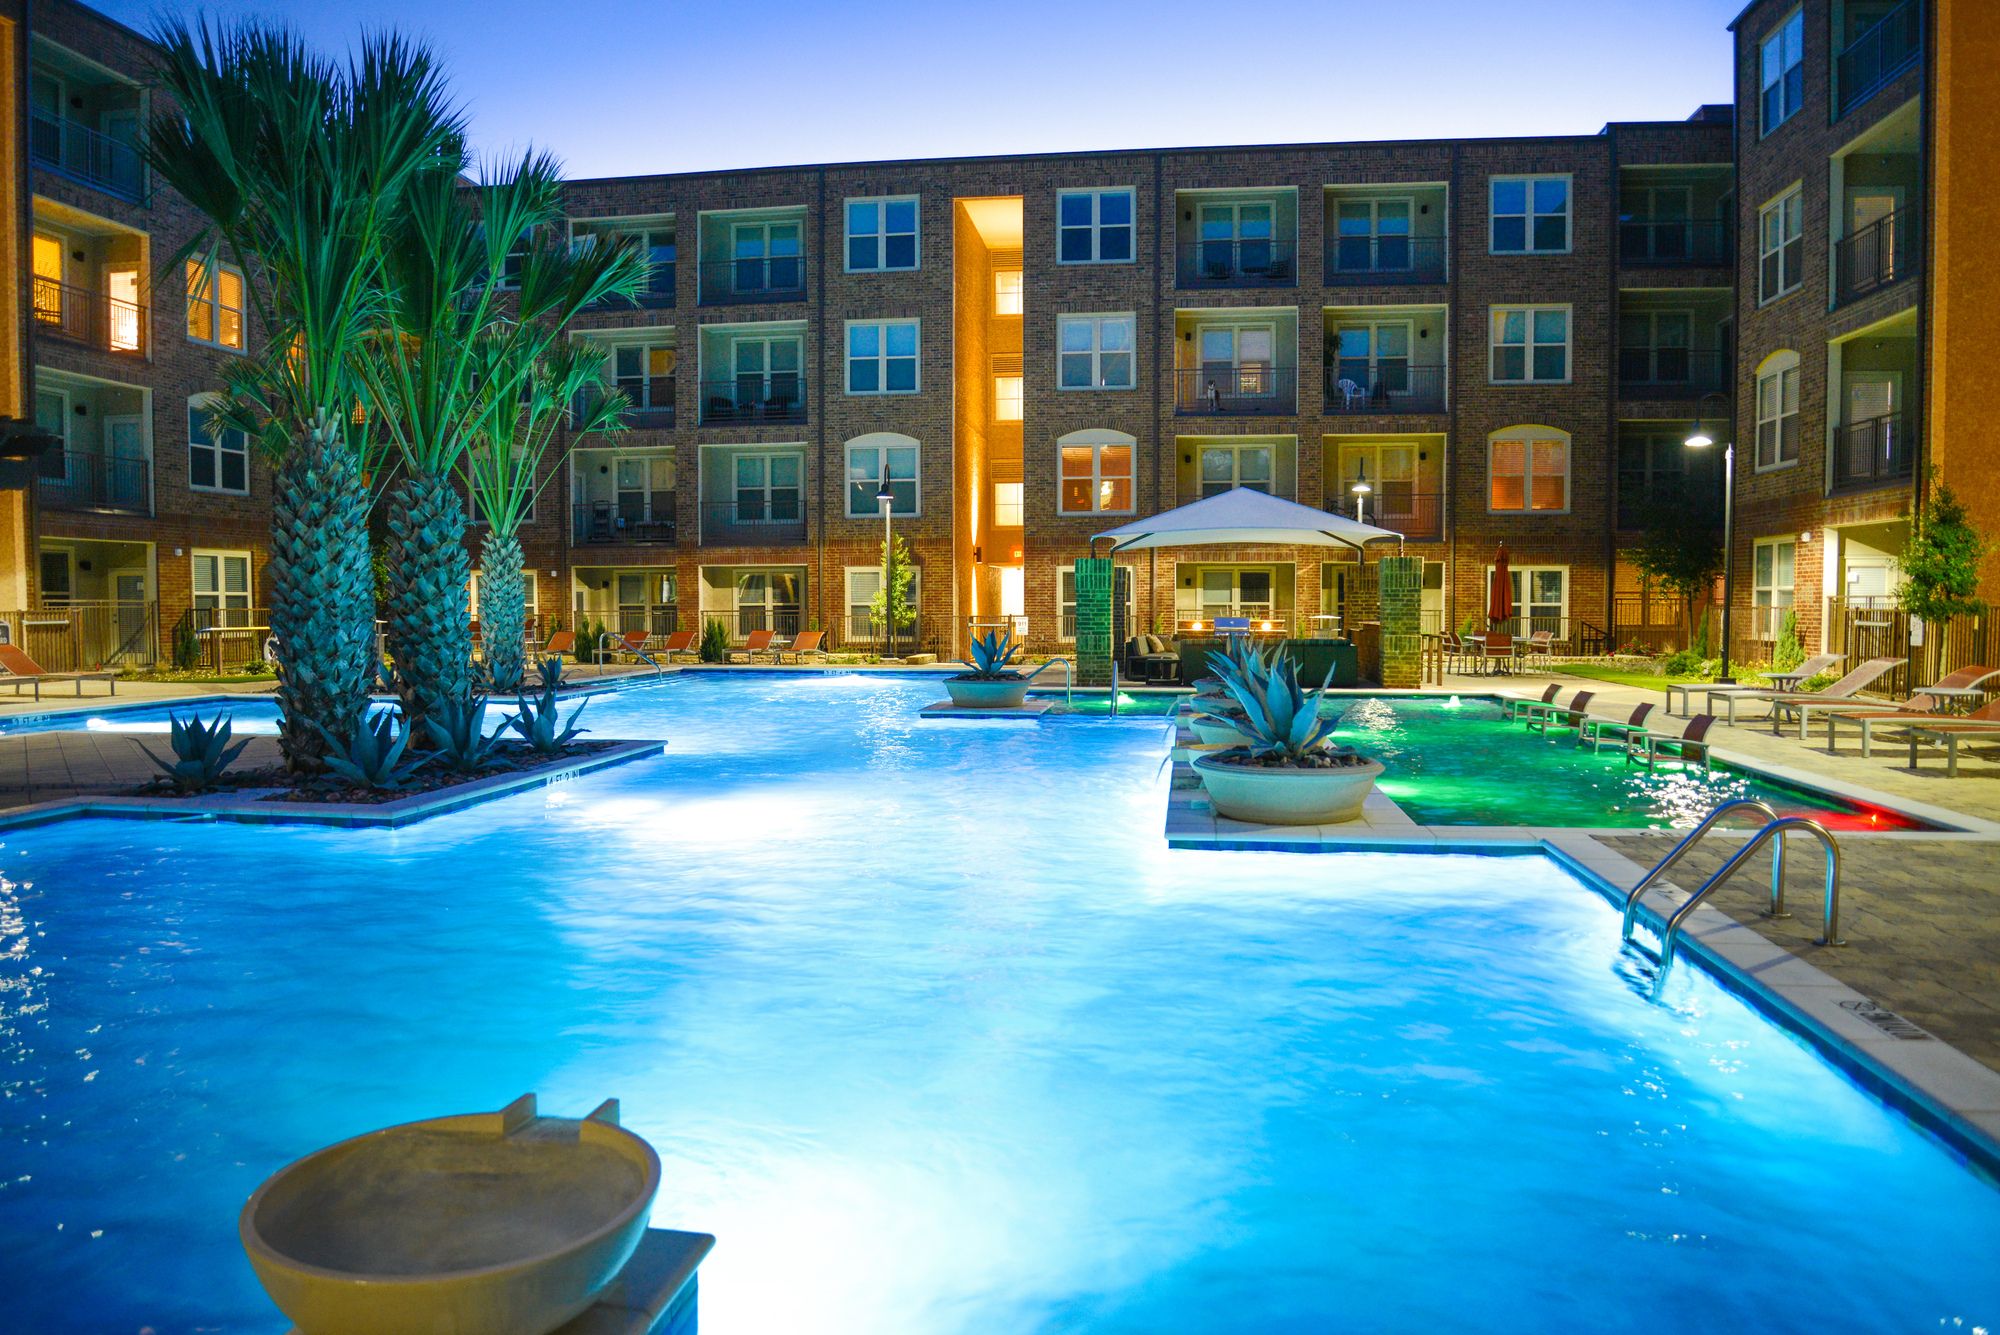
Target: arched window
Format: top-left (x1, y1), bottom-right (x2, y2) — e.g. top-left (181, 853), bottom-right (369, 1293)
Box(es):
top-left (1487, 424), bottom-right (1570, 513)
top-left (1056, 429), bottom-right (1135, 515)
top-left (844, 432), bottom-right (920, 516)
top-left (1753, 350), bottom-right (1800, 470)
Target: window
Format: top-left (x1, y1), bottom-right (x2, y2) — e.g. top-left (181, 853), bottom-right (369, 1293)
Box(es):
top-left (1332, 197), bottom-right (1413, 273)
top-left (733, 452), bottom-right (802, 522)
top-left (1617, 309), bottom-right (1693, 385)
top-left (732, 219), bottom-right (803, 294)
top-left (1490, 176), bottom-right (1570, 254)
top-left (1193, 324), bottom-right (1277, 398)
top-left (613, 343), bottom-right (675, 412)
top-left (1755, 352), bottom-right (1801, 470)
top-left (1617, 427), bottom-right (1691, 527)
top-left (845, 566), bottom-right (922, 641)
top-left (574, 220), bottom-right (675, 302)
top-left (192, 550), bottom-right (252, 623)
top-left (1198, 443), bottom-right (1274, 498)
top-left (1058, 314), bottom-right (1136, 390)
top-left (188, 396), bottom-right (248, 494)
top-left (845, 434), bottom-right (919, 516)
top-left (994, 270), bottom-right (1023, 315)
top-left (1195, 200), bottom-right (1275, 276)
top-left (1488, 426), bottom-right (1570, 512)
top-left (994, 375), bottom-right (1023, 422)
top-left (1057, 188), bottom-right (1134, 264)
top-left (1057, 429), bottom-right (1135, 514)
top-left (846, 320), bottom-right (919, 394)
top-left (1754, 537), bottom-right (1797, 640)
top-left (1336, 443), bottom-right (1418, 521)
top-left (186, 257), bottom-right (245, 350)
top-left (1761, 9), bottom-right (1805, 134)
top-left (993, 481), bottom-right (1023, 527)
top-left (1331, 319), bottom-right (1412, 393)
top-left (1758, 187), bottom-right (1804, 303)
top-left (1058, 565), bottom-right (1134, 641)
top-left (846, 196), bottom-right (919, 272)
top-left (1490, 306), bottom-right (1570, 383)
top-left (1491, 566), bottom-right (1568, 635)
top-left (1618, 184), bottom-right (1693, 262)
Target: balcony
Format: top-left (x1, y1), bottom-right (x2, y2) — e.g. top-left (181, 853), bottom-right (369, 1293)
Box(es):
top-left (589, 261), bottom-right (675, 310)
top-left (32, 277), bottom-right (146, 356)
top-left (1324, 364), bottom-right (1447, 415)
top-left (1176, 240), bottom-right (1297, 289)
top-left (698, 257), bottom-right (806, 306)
top-left (1834, 209), bottom-right (1916, 306)
top-left (1174, 367), bottom-right (1297, 416)
top-left (36, 450), bottom-right (149, 514)
top-left (1837, 1), bottom-right (1920, 118)
top-left (29, 109), bottom-right (145, 202)
top-left (1324, 236), bottom-right (1447, 286)
top-left (699, 376), bottom-right (806, 426)
top-left (1617, 348), bottom-right (1730, 399)
top-left (574, 383), bottom-right (675, 431)
top-left (1833, 412), bottom-right (1917, 491)
top-left (1352, 491), bottom-right (1442, 541)
top-left (1617, 220), bottom-right (1732, 268)
top-left (572, 501), bottom-right (676, 547)
top-left (700, 501), bottom-right (806, 546)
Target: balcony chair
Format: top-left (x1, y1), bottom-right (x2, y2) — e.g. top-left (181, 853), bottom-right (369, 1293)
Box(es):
top-left (1335, 378), bottom-right (1366, 411)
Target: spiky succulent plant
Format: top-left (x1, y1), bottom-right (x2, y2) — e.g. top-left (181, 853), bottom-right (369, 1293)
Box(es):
top-left (312, 710), bottom-right (432, 790)
top-left (423, 689), bottom-right (509, 773)
top-left (508, 657), bottom-right (588, 755)
top-left (1209, 649), bottom-right (1355, 764)
top-left (959, 629), bottom-right (1026, 681)
top-left (145, 711), bottom-right (252, 794)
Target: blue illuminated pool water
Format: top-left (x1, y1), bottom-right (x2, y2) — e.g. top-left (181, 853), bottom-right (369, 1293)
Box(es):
top-left (1, 673), bottom-right (1995, 1332)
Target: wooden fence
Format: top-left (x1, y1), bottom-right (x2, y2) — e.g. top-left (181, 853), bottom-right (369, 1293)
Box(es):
top-left (1825, 596), bottom-right (2000, 695)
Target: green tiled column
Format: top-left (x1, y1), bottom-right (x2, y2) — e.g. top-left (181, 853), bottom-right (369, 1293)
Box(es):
top-left (1074, 557), bottom-right (1113, 686)
top-left (1378, 555), bottom-right (1422, 689)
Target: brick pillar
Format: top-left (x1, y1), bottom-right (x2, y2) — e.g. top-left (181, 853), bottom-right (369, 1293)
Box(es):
top-left (1378, 555), bottom-right (1422, 689)
top-left (1074, 556), bottom-right (1113, 686)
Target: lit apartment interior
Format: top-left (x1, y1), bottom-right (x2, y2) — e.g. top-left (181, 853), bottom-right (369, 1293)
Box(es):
top-left (953, 196), bottom-right (1024, 640)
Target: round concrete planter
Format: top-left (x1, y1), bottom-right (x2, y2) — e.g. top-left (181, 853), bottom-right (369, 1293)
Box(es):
top-left (944, 675), bottom-right (1031, 709)
top-left (1191, 751), bottom-right (1385, 825)
top-left (1189, 712), bottom-right (1254, 747)
top-left (241, 1095), bottom-right (659, 1335)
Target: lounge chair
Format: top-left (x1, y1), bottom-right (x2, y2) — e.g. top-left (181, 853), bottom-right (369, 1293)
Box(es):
top-left (1525, 690), bottom-right (1594, 736)
top-left (0, 644), bottom-right (119, 700)
top-left (543, 630), bottom-right (576, 658)
top-left (727, 629), bottom-right (777, 663)
top-left (774, 630), bottom-right (826, 664)
top-left (600, 629), bottom-right (661, 672)
top-left (656, 630), bottom-right (698, 662)
top-left (1899, 698), bottom-right (2000, 777)
top-left (1677, 652), bottom-right (1842, 717)
top-left (1579, 702), bottom-right (1654, 753)
top-left (1726, 657), bottom-right (1907, 737)
top-left (1502, 683), bottom-right (1560, 719)
top-left (1816, 667), bottom-right (2000, 756)
top-left (1626, 713), bottom-right (1715, 771)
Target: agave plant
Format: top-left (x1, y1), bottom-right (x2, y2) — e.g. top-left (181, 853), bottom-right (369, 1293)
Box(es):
top-left (422, 689), bottom-right (509, 774)
top-left (312, 710), bottom-right (432, 790)
top-left (145, 711), bottom-right (252, 794)
top-left (1209, 650), bottom-right (1353, 765)
top-left (959, 629), bottom-right (1026, 681)
top-left (508, 656), bottom-right (589, 755)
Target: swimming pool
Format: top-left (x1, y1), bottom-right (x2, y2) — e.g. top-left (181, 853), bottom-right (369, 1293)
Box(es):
top-left (2, 672), bottom-right (1994, 1332)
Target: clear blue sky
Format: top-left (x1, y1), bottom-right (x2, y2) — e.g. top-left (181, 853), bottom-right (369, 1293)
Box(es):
top-left (95, 0), bottom-right (1745, 179)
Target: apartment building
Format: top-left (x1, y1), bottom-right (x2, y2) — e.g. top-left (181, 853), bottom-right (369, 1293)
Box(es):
top-left (0, 0), bottom-right (1977, 669)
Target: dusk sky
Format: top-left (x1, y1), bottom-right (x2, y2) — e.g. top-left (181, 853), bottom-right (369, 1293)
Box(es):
top-left (95, 0), bottom-right (1745, 179)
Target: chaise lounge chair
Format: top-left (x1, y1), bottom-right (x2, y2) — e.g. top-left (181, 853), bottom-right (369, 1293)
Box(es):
top-left (1579, 702), bottom-right (1654, 753)
top-left (1815, 666), bottom-right (2000, 755)
top-left (542, 630), bottom-right (576, 659)
top-left (1502, 684), bottom-right (1560, 719)
top-left (774, 630), bottom-right (826, 664)
top-left (1525, 690), bottom-right (1594, 736)
top-left (0, 644), bottom-right (119, 700)
top-left (727, 629), bottom-right (777, 663)
top-left (601, 629), bottom-right (661, 673)
top-left (1902, 698), bottom-right (2000, 777)
top-left (1676, 653), bottom-right (1842, 717)
top-left (1718, 657), bottom-right (1906, 736)
top-left (1625, 713), bottom-right (1715, 770)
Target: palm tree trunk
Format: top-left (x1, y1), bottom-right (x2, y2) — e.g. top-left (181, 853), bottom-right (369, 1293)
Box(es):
top-left (268, 413), bottom-right (375, 774)
top-left (384, 466), bottom-right (472, 727)
top-left (477, 529), bottom-right (527, 693)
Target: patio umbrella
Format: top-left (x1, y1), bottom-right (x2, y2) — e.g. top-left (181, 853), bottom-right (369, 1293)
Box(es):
top-left (1488, 543), bottom-right (1515, 627)
top-left (1092, 487), bottom-right (1401, 552)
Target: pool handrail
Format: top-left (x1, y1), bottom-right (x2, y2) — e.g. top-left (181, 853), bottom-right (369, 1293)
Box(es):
top-left (1649, 817), bottom-right (1844, 974)
top-left (1032, 657), bottom-right (1075, 708)
top-left (1620, 798), bottom-right (1784, 941)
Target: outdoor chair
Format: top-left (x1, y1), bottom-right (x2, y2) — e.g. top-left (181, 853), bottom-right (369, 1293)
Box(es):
top-left (1728, 657), bottom-right (1908, 737)
top-left (1123, 634), bottom-right (1180, 683)
top-left (1336, 378), bottom-right (1366, 411)
top-left (1525, 689), bottom-right (1594, 736)
top-left (601, 630), bottom-right (661, 673)
top-left (1904, 700), bottom-right (2000, 777)
top-left (774, 630), bottom-right (827, 664)
top-left (1479, 632), bottom-right (1514, 675)
top-left (1679, 652), bottom-right (1843, 717)
top-left (1626, 713), bottom-right (1716, 770)
top-left (1579, 702), bottom-right (1654, 753)
top-left (543, 630), bottom-right (576, 659)
top-left (656, 630), bottom-right (698, 662)
top-left (727, 629), bottom-right (777, 663)
top-left (1814, 667), bottom-right (2000, 756)
top-left (0, 644), bottom-right (119, 700)
top-left (1501, 684), bottom-right (1561, 720)
top-left (1517, 630), bottom-right (1554, 670)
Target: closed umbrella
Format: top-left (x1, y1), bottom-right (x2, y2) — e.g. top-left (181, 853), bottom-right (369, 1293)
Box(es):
top-left (1488, 543), bottom-right (1515, 629)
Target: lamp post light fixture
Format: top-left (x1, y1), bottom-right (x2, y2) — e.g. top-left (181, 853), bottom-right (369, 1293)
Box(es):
top-left (877, 464), bottom-right (897, 659)
top-left (1685, 391), bottom-right (1736, 684)
top-left (1349, 461), bottom-right (1372, 524)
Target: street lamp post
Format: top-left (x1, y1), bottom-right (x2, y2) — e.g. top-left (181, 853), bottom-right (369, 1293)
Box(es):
top-left (1350, 461), bottom-right (1372, 524)
top-left (1685, 391), bottom-right (1736, 684)
top-left (877, 464), bottom-right (897, 659)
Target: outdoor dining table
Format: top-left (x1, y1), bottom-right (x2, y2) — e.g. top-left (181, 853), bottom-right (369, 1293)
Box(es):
top-left (1913, 684), bottom-right (1991, 714)
top-left (1761, 669), bottom-right (1815, 692)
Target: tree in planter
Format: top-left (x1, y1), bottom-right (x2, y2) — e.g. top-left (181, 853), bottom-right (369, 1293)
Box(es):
top-left (1629, 502), bottom-right (1723, 653)
top-left (871, 533), bottom-right (918, 658)
top-left (146, 20), bottom-right (460, 773)
top-left (360, 150), bottom-right (646, 725)
top-left (1900, 479), bottom-right (1990, 678)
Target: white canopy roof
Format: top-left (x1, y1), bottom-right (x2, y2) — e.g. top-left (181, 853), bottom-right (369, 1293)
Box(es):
top-left (1091, 487), bottom-right (1403, 553)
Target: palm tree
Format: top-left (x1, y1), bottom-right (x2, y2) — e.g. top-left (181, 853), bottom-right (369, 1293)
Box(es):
top-left (464, 339), bottom-right (630, 692)
top-left (360, 151), bottom-right (646, 722)
top-left (145, 20), bottom-right (462, 772)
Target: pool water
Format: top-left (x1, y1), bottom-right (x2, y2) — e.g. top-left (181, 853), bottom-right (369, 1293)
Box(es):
top-left (1327, 694), bottom-right (1927, 830)
top-left (1, 674), bottom-right (1995, 1333)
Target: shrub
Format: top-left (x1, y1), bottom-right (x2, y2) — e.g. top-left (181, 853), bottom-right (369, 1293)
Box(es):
top-left (1773, 608), bottom-right (1805, 673)
top-left (1660, 649), bottom-right (1703, 677)
top-left (145, 711), bottom-right (251, 794)
top-left (1690, 607), bottom-right (1714, 660)
top-left (699, 617), bottom-right (731, 663)
top-left (423, 690), bottom-right (508, 773)
top-left (509, 656), bottom-right (589, 755)
top-left (172, 618), bottom-right (202, 671)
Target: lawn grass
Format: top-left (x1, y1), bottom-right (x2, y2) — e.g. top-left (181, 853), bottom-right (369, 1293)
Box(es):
top-left (123, 668), bottom-right (277, 685)
top-left (1551, 661), bottom-right (1769, 692)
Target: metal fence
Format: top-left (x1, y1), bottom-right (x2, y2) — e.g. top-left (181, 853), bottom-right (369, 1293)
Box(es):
top-left (32, 276), bottom-right (148, 355)
top-left (1325, 235), bottom-right (1448, 285)
top-left (29, 108), bottom-right (147, 201)
top-left (1834, 208), bottom-right (1916, 306)
top-left (1173, 366), bottom-right (1296, 416)
top-left (1324, 363), bottom-right (1447, 414)
top-left (1835, 0), bottom-right (1920, 117)
top-left (1175, 239), bottom-right (1298, 288)
top-left (36, 450), bottom-right (151, 514)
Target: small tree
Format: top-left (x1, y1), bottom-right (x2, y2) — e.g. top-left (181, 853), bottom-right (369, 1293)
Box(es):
top-left (1629, 504), bottom-right (1723, 647)
top-left (871, 534), bottom-right (918, 658)
top-left (1773, 608), bottom-right (1805, 672)
top-left (1900, 480), bottom-right (1989, 678)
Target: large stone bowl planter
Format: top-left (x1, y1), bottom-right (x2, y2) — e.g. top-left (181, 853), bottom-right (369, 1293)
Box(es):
top-left (1189, 712), bottom-right (1254, 747)
top-left (1191, 751), bottom-right (1385, 825)
top-left (943, 675), bottom-right (1031, 709)
top-left (241, 1094), bottom-right (659, 1335)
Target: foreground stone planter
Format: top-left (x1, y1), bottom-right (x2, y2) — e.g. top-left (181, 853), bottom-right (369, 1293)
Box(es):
top-left (1189, 712), bottom-right (1253, 747)
top-left (943, 676), bottom-right (1031, 709)
top-left (1191, 751), bottom-right (1385, 825)
top-left (241, 1094), bottom-right (659, 1335)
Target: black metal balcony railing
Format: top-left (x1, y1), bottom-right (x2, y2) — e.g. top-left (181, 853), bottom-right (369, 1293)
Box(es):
top-left (571, 501), bottom-right (677, 547)
top-left (701, 606), bottom-right (804, 641)
top-left (1176, 239), bottom-right (1298, 288)
top-left (698, 257), bottom-right (806, 305)
top-left (700, 501), bottom-right (807, 546)
top-left (36, 450), bottom-right (150, 514)
top-left (1837, 1), bottom-right (1920, 117)
top-left (1835, 209), bottom-right (1916, 306)
top-left (1833, 411), bottom-right (1917, 491)
top-left (1616, 347), bottom-right (1731, 398)
top-left (1325, 236), bottom-right (1448, 285)
top-left (699, 376), bottom-right (807, 425)
top-left (1324, 363), bottom-right (1447, 415)
top-left (32, 277), bottom-right (148, 355)
top-left (589, 262), bottom-right (675, 309)
top-left (573, 383), bottom-right (675, 431)
top-left (1348, 491), bottom-right (1443, 540)
top-left (29, 107), bottom-right (146, 202)
top-left (1174, 366), bottom-right (1297, 416)
top-left (1618, 220), bottom-right (1732, 267)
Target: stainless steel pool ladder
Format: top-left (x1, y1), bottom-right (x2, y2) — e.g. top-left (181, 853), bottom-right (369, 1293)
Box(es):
top-left (1033, 658), bottom-right (1075, 708)
top-left (1620, 798), bottom-right (1845, 976)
